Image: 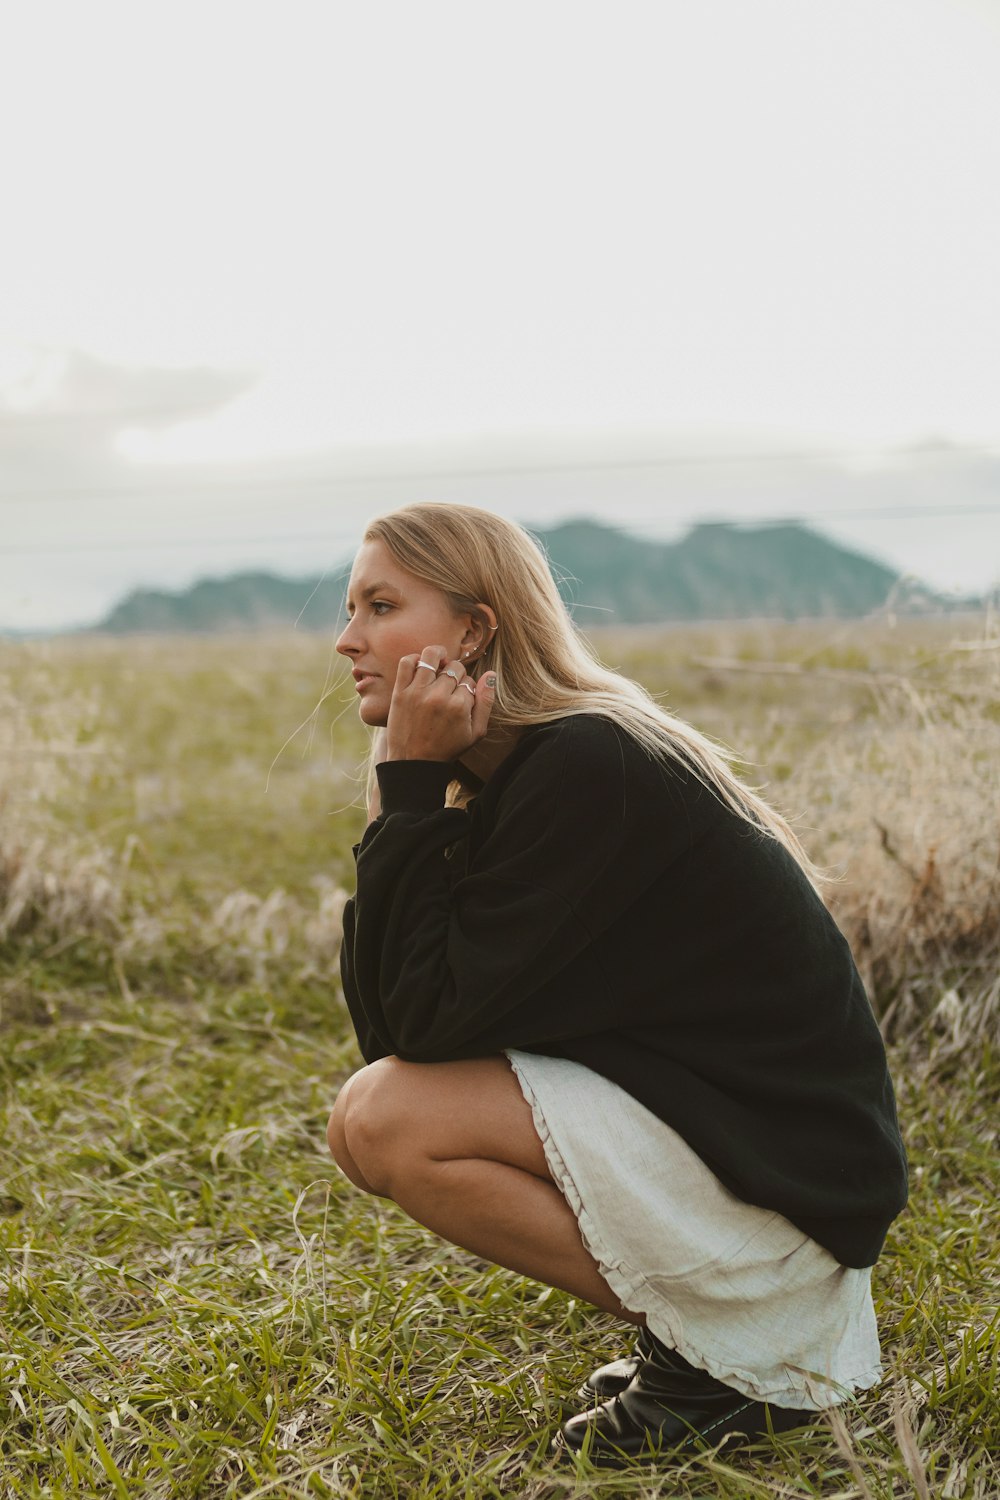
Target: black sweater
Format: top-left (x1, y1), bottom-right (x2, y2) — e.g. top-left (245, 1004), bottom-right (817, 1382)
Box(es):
top-left (340, 714), bottom-right (908, 1269)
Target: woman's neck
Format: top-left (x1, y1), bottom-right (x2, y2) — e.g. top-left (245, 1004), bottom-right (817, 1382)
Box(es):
top-left (458, 725), bottom-right (523, 785)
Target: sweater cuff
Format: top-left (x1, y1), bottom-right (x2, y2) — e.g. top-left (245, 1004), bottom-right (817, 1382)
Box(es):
top-left (376, 759), bottom-right (454, 815)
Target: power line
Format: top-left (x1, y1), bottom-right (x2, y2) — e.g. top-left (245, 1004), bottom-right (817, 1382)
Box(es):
top-left (3, 438), bottom-right (1000, 504)
top-left (0, 529), bottom-right (355, 557)
top-left (3, 504), bottom-right (1000, 557)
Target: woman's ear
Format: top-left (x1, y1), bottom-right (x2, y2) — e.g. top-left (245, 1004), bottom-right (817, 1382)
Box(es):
top-left (477, 603), bottom-right (498, 636)
top-left (461, 603), bottom-right (498, 662)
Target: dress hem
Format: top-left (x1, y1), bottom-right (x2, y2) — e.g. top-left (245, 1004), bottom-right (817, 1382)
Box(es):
top-left (506, 1052), bottom-right (883, 1412)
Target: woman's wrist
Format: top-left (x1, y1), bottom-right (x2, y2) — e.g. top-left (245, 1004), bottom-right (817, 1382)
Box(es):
top-left (375, 759), bottom-right (454, 815)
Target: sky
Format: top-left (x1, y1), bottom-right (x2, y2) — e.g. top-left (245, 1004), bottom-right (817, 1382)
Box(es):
top-left (2, 0), bottom-right (1000, 630)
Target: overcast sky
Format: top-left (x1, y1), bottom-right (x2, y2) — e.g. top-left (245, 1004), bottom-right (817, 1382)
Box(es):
top-left (3, 0), bottom-right (1000, 629)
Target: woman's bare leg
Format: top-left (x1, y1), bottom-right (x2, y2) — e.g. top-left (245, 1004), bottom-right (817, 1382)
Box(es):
top-left (325, 1067), bottom-right (380, 1193)
top-left (327, 1055), bottom-right (641, 1322)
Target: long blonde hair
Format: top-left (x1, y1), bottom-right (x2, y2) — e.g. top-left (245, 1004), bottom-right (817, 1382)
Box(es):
top-left (362, 502), bottom-right (821, 883)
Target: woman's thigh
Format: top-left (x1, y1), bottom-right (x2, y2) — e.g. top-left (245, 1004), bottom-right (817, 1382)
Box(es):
top-left (328, 1054), bottom-right (552, 1192)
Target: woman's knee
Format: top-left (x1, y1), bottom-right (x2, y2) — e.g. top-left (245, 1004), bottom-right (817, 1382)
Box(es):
top-left (327, 1066), bottom-right (384, 1194)
top-left (327, 1057), bottom-right (417, 1196)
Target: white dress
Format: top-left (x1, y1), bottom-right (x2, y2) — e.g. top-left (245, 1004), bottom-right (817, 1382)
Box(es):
top-left (506, 1049), bottom-right (884, 1411)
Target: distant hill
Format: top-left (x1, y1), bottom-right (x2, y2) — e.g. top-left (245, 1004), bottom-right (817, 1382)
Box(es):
top-left (547, 519), bottom-right (910, 623)
top-left (93, 518), bottom-right (958, 633)
top-left (98, 571), bottom-right (338, 635)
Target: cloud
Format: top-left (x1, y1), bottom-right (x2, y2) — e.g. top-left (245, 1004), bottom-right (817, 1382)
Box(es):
top-left (0, 348), bottom-right (256, 469)
top-left (39, 350), bottom-right (255, 426)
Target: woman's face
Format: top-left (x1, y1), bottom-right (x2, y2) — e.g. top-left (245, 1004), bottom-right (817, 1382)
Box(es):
top-left (336, 539), bottom-right (471, 727)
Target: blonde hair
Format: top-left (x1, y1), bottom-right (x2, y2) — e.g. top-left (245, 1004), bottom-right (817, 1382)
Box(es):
top-left (362, 501), bottom-right (821, 884)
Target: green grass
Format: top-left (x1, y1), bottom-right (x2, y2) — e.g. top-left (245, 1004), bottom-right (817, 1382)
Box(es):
top-left (1, 622), bottom-right (998, 1497)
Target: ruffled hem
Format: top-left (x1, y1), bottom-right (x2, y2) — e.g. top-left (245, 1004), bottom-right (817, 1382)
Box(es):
top-left (506, 1052), bottom-right (883, 1412)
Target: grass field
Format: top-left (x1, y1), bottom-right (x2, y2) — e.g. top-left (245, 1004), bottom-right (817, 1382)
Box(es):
top-left (1, 617), bottom-right (998, 1499)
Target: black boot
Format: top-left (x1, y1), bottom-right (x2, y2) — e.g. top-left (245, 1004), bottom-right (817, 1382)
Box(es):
top-left (555, 1333), bottom-right (816, 1468)
top-left (577, 1325), bottom-right (655, 1402)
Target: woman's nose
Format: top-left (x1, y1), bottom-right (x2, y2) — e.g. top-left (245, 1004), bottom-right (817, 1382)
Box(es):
top-left (335, 621), bottom-right (358, 656)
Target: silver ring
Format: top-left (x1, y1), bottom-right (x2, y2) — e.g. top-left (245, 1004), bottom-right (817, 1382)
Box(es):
top-left (462, 681), bottom-right (476, 696)
top-left (442, 668), bottom-right (460, 681)
top-left (416, 661), bottom-right (438, 674)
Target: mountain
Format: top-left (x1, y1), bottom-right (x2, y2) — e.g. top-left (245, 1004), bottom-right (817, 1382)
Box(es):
top-left (92, 518), bottom-right (957, 634)
top-left (547, 519), bottom-right (908, 623)
top-left (96, 571), bottom-right (350, 634)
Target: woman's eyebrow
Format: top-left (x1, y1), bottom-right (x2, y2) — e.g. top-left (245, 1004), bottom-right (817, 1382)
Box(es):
top-left (346, 580), bottom-right (397, 608)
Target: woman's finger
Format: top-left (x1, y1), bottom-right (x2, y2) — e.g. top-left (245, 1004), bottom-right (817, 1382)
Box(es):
top-left (394, 654), bottom-right (421, 689)
top-left (417, 646), bottom-right (450, 681)
top-left (469, 672), bottom-right (497, 740)
top-left (397, 647), bottom-right (448, 689)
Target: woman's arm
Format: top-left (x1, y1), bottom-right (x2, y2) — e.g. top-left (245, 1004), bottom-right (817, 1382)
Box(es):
top-left (340, 718), bottom-right (677, 1062)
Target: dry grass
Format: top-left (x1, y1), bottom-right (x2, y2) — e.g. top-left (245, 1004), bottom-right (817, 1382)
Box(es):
top-left (778, 633), bottom-right (1000, 1050)
top-left (0, 656), bottom-right (122, 946)
top-left (4, 617), bottom-right (998, 1044)
top-left (1, 618), bottom-right (998, 1498)
top-left (0, 634), bottom-right (363, 1010)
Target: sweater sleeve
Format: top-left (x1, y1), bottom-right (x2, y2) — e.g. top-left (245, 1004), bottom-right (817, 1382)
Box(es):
top-left (339, 719), bottom-right (664, 1063)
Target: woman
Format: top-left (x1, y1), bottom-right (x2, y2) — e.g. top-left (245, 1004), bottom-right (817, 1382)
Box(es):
top-left (327, 501), bottom-right (907, 1468)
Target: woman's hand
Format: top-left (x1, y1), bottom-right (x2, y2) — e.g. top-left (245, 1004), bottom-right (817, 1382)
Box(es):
top-left (384, 646), bottom-right (496, 762)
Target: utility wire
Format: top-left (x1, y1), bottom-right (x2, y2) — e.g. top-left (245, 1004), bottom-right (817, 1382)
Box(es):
top-left (2, 504), bottom-right (1000, 557)
top-left (3, 438), bottom-right (1000, 504)
top-left (0, 530), bottom-right (357, 557)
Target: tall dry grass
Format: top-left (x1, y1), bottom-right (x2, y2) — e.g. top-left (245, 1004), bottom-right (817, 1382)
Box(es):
top-left (2, 620), bottom-right (998, 1049)
top-left (2, 623), bottom-right (997, 1498)
top-left (0, 637), bottom-right (359, 995)
top-left (779, 632), bottom-right (1000, 1050)
top-left (0, 657), bottom-right (122, 945)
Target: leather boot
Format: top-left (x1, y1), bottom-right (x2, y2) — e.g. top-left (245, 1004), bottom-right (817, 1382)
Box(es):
top-left (555, 1332), bottom-right (816, 1467)
top-left (577, 1325), bottom-right (655, 1402)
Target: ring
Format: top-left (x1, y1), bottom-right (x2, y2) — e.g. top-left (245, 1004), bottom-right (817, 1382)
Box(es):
top-left (416, 661), bottom-right (438, 674)
top-left (443, 668), bottom-right (460, 681)
top-left (462, 682), bottom-right (476, 696)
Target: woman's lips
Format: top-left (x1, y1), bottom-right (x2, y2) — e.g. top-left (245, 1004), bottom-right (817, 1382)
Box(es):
top-left (353, 672), bottom-right (379, 692)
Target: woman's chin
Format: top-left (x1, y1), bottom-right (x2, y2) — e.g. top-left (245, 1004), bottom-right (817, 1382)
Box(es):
top-left (358, 697), bottom-right (389, 728)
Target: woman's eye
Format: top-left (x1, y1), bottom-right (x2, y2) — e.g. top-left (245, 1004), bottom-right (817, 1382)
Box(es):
top-left (371, 601), bottom-right (392, 615)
